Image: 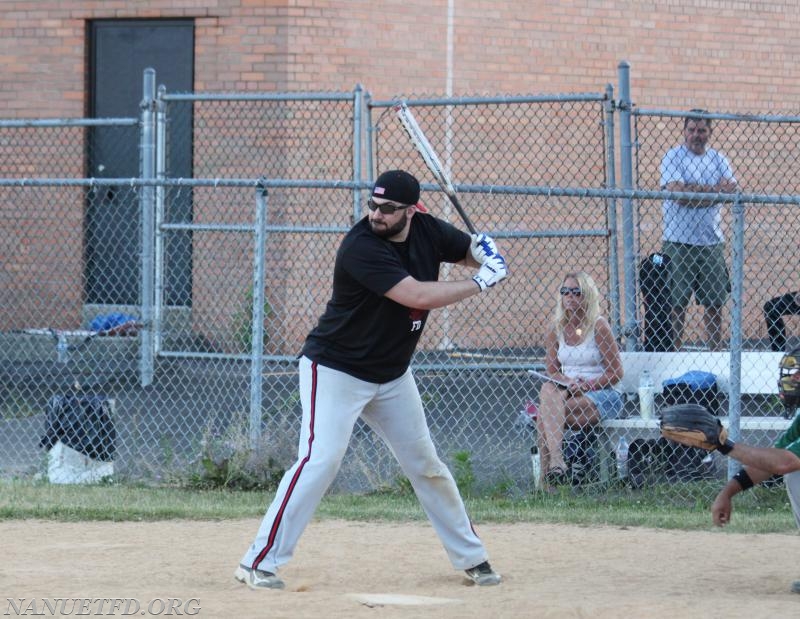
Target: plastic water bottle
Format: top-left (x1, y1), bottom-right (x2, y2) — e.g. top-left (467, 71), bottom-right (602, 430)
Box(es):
top-left (530, 445), bottom-right (541, 490)
top-left (616, 436), bottom-right (629, 481)
top-left (638, 369), bottom-right (655, 420)
top-left (56, 334), bottom-right (69, 364)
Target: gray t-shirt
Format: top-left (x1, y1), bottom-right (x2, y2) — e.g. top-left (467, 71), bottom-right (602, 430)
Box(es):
top-left (660, 144), bottom-right (736, 246)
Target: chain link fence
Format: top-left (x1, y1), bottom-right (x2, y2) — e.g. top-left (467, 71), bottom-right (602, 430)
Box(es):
top-left (1, 69), bottom-right (797, 502)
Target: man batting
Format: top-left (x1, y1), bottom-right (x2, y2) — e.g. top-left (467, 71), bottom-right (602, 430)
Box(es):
top-left (235, 169), bottom-right (507, 590)
top-left (660, 361), bottom-right (800, 593)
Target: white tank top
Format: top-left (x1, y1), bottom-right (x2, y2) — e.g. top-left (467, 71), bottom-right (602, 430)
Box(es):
top-left (557, 320), bottom-right (604, 381)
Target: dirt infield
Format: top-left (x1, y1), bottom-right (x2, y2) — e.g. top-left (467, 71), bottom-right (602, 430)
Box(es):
top-left (3, 518), bottom-right (798, 618)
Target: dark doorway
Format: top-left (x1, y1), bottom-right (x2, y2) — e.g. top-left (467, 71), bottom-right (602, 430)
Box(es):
top-left (87, 19), bottom-right (194, 306)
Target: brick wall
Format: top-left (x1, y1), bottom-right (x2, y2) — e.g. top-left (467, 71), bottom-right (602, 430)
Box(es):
top-left (2, 1), bottom-right (800, 114)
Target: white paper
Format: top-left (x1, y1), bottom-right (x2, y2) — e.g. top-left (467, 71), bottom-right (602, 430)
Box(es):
top-left (527, 369), bottom-right (572, 388)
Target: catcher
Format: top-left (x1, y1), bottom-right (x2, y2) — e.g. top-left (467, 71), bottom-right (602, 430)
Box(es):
top-left (660, 352), bottom-right (800, 594)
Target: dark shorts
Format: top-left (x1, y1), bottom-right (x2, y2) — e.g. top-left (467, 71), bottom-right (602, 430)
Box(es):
top-left (663, 241), bottom-right (729, 309)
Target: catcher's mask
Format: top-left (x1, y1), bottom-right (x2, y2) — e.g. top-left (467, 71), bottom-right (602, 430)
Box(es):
top-left (778, 349), bottom-right (800, 413)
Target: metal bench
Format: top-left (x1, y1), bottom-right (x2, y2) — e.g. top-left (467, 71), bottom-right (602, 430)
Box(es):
top-left (597, 415), bottom-right (793, 484)
top-left (617, 351), bottom-right (784, 397)
top-left (594, 351), bottom-right (790, 483)
top-left (527, 352), bottom-right (790, 484)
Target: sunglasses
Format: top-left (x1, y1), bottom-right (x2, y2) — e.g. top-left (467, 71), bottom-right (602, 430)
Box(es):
top-left (367, 198), bottom-right (411, 214)
top-left (560, 287), bottom-right (582, 296)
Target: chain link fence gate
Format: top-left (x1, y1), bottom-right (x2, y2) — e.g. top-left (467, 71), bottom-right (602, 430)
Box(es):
top-left (1, 64), bottom-right (798, 502)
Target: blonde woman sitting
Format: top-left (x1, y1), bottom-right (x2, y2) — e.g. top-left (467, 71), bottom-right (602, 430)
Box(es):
top-left (537, 271), bottom-right (624, 487)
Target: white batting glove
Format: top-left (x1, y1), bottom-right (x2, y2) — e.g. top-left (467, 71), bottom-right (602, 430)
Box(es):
top-left (472, 253), bottom-right (508, 291)
top-left (470, 233), bottom-right (498, 265)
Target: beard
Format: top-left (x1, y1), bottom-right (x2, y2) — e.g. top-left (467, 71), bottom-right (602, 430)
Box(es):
top-left (370, 210), bottom-right (408, 238)
top-left (689, 141), bottom-right (705, 154)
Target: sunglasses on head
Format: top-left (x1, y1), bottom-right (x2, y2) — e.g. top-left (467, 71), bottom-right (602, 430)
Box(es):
top-left (367, 198), bottom-right (411, 214)
top-left (560, 286), bottom-right (582, 296)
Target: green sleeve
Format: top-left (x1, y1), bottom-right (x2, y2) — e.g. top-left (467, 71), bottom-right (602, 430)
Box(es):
top-left (774, 413), bottom-right (800, 458)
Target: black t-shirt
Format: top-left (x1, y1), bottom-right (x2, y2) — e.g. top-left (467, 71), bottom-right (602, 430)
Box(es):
top-left (301, 213), bottom-right (470, 382)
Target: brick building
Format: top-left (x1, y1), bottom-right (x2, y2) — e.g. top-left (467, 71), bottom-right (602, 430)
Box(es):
top-left (2, 1), bottom-right (799, 116)
top-left (2, 1), bottom-right (799, 350)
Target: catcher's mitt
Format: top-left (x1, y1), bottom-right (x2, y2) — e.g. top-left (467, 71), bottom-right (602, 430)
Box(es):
top-left (660, 403), bottom-right (733, 454)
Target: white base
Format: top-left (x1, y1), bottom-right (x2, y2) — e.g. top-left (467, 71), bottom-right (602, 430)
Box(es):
top-left (47, 441), bottom-right (114, 484)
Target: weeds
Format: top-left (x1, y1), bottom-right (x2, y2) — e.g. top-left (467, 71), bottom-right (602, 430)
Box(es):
top-left (231, 287), bottom-right (272, 353)
top-left (452, 450), bottom-right (476, 497)
top-left (184, 407), bottom-right (295, 491)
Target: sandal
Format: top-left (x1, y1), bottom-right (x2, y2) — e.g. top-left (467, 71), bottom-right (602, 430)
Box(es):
top-left (545, 466), bottom-right (569, 486)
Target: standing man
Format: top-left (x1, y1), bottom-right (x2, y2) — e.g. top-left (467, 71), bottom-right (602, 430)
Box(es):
top-left (235, 170), bottom-right (507, 590)
top-left (660, 109), bottom-right (738, 351)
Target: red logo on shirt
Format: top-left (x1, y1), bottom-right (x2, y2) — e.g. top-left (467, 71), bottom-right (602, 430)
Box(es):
top-left (409, 308), bottom-right (425, 332)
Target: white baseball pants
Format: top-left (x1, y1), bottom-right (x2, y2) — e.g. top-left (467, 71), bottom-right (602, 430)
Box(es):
top-left (240, 356), bottom-right (489, 573)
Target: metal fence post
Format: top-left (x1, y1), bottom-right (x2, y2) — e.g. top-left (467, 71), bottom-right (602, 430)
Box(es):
top-left (153, 84), bottom-right (168, 355)
top-left (249, 183), bottom-right (268, 449)
top-left (352, 84), bottom-right (364, 222)
top-left (603, 83), bottom-right (621, 338)
top-left (139, 68), bottom-right (157, 387)
top-left (617, 61), bottom-right (638, 352)
top-left (364, 91), bottom-right (375, 183)
top-left (727, 193), bottom-right (746, 479)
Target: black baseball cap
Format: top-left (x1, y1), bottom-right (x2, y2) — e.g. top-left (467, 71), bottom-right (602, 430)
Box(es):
top-left (371, 170), bottom-right (420, 206)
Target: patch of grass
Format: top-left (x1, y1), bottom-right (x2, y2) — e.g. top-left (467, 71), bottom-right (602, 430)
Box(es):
top-left (0, 479), bottom-right (267, 521)
top-left (0, 478), bottom-right (795, 535)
